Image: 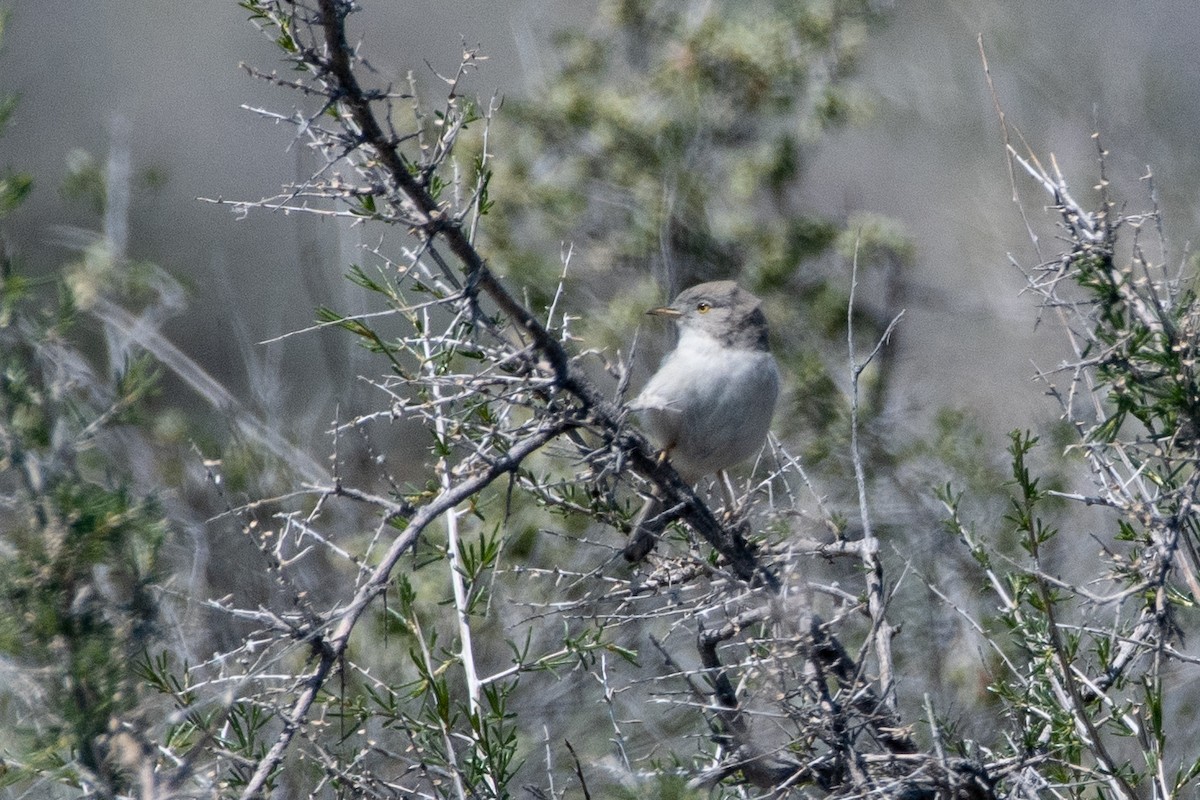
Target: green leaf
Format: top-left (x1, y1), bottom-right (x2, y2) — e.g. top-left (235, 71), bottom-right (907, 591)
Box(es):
top-left (0, 169), bottom-right (32, 216)
top-left (0, 91), bottom-right (19, 133)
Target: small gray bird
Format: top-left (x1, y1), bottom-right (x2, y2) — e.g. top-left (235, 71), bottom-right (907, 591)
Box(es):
top-left (624, 281), bottom-right (780, 562)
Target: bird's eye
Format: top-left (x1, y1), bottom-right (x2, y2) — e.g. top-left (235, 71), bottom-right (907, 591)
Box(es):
top-left (696, 301), bottom-right (711, 313)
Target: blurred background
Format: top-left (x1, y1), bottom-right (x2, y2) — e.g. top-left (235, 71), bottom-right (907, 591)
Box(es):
top-left (4, 1), bottom-right (1199, 452)
top-left (4, 1), bottom-right (1200, 790)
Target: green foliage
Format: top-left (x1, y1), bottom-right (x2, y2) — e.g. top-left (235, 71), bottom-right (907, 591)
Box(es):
top-left (837, 211), bottom-right (916, 269)
top-left (1004, 431), bottom-right (1055, 555)
top-left (1080, 251), bottom-right (1200, 448)
top-left (0, 54), bottom-right (170, 793)
top-left (0, 484), bottom-right (164, 766)
top-left (61, 148), bottom-right (106, 216)
top-left (0, 165), bottom-right (31, 216)
top-left (482, 0), bottom-right (901, 450)
top-left (0, 243), bottom-right (167, 795)
top-left (936, 157), bottom-right (1200, 796)
top-left (0, 12), bottom-right (30, 223)
top-left (0, 248), bottom-right (170, 786)
top-left (14, 0), bottom-right (1196, 797)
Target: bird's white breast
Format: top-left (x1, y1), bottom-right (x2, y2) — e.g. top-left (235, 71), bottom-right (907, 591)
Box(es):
top-left (633, 328), bottom-right (779, 482)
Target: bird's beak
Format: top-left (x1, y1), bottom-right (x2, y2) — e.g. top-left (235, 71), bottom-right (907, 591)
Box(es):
top-left (646, 306), bottom-right (683, 318)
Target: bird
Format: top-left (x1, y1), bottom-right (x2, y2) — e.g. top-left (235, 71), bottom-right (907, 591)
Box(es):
top-left (623, 280), bottom-right (779, 562)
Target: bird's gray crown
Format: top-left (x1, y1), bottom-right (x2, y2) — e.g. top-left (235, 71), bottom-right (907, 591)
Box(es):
top-left (662, 281), bottom-right (770, 352)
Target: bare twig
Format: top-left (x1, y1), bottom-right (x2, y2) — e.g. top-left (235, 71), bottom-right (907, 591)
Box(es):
top-left (847, 239), bottom-right (904, 712)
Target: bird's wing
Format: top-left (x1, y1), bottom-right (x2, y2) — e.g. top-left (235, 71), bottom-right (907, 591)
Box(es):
top-left (628, 394), bottom-right (683, 413)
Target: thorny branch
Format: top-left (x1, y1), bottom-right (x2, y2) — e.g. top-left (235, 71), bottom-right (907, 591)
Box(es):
top-left (239, 417), bottom-right (570, 799)
top-left (77, 13), bottom-right (1197, 800)
top-left (227, 2), bottom-right (812, 796)
top-left (848, 243), bottom-right (906, 713)
top-left (204, 4), bottom-right (1045, 799)
top-left (265, 0), bottom-right (773, 588)
top-left (969, 37), bottom-right (1200, 799)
